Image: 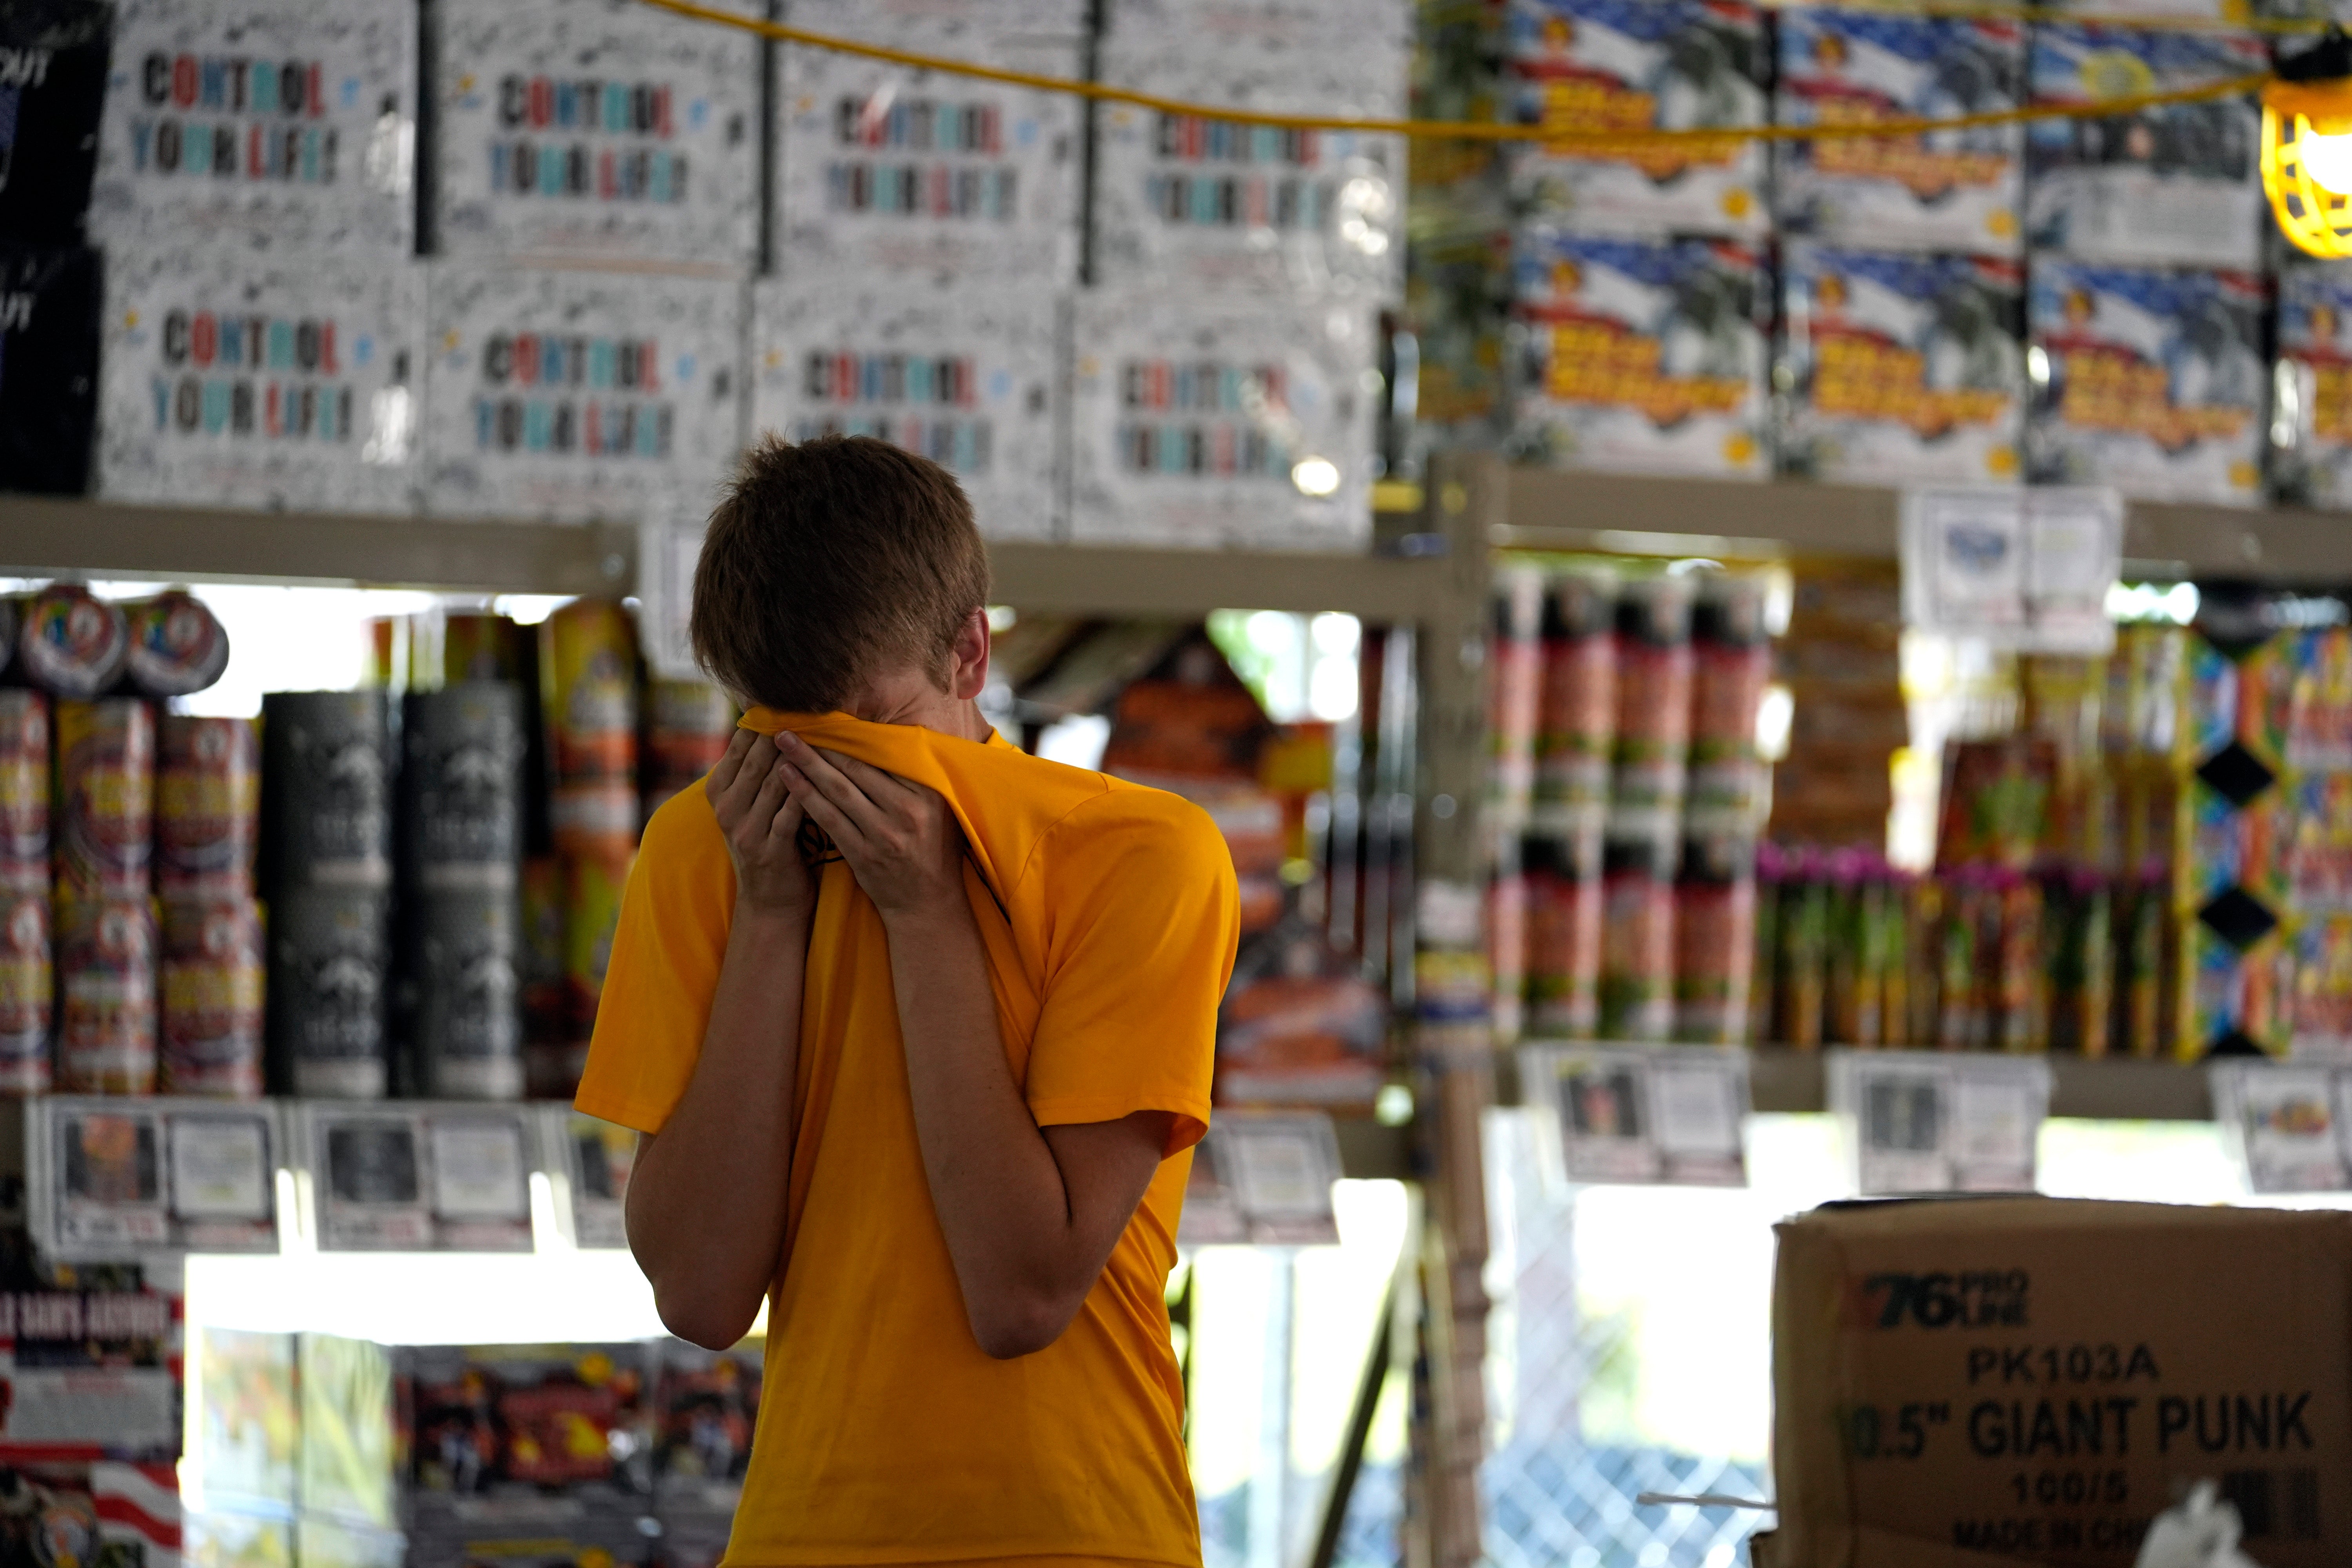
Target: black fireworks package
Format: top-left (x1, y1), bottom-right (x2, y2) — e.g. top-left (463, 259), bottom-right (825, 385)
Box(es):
top-left (0, 0), bottom-right (113, 241)
top-left (0, 243), bottom-right (98, 494)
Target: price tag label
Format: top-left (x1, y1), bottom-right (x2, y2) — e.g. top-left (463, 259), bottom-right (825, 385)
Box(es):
top-left (1829, 1051), bottom-right (2052, 1195)
top-left (1901, 486), bottom-right (2121, 654)
top-left (637, 515), bottom-right (708, 681)
top-left (427, 1117), bottom-right (532, 1245)
top-left (1178, 1112), bottom-right (1343, 1246)
top-left (302, 1107), bottom-right (435, 1252)
top-left (1523, 1046), bottom-right (1751, 1187)
top-left (550, 1109), bottom-right (638, 1250)
top-left (29, 1099), bottom-right (285, 1257)
top-left (2210, 1061), bottom-right (2352, 1193)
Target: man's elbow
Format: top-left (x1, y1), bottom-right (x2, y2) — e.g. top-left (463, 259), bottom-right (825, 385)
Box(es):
top-left (652, 1283), bottom-right (762, 1352)
top-left (968, 1289), bottom-right (1082, 1361)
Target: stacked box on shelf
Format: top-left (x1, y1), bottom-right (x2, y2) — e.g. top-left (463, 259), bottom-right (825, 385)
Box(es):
top-left (428, 0), bottom-right (759, 270)
top-left (1768, 560), bottom-right (1902, 849)
top-left (2274, 258), bottom-right (2352, 509)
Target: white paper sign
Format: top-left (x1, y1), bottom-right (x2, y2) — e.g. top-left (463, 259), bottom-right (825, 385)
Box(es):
top-left (1523, 1046), bottom-right (1751, 1188)
top-left (550, 1108), bottom-right (638, 1250)
top-left (294, 1102), bottom-right (536, 1252)
top-left (1180, 1112), bottom-right (1342, 1245)
top-left (2210, 1060), bottom-right (2352, 1194)
top-left (1829, 1050), bottom-right (2052, 1195)
top-left (1900, 486), bottom-right (2122, 653)
top-left (637, 514), bottom-right (706, 681)
top-left (28, 1099), bottom-right (284, 1257)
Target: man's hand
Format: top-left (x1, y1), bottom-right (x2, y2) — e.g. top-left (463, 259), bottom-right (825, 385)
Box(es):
top-left (708, 729), bottom-right (814, 917)
top-left (774, 731), bottom-right (963, 920)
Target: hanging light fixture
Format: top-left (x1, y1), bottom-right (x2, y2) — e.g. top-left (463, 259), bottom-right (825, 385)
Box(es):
top-left (2263, 28), bottom-right (2352, 258)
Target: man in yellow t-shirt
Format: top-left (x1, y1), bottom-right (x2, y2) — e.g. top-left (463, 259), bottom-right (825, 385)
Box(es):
top-left (577, 434), bottom-right (1240, 1566)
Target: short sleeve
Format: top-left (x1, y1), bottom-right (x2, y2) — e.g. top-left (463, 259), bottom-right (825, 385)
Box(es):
top-left (574, 788), bottom-right (736, 1134)
top-left (1022, 788), bottom-right (1240, 1154)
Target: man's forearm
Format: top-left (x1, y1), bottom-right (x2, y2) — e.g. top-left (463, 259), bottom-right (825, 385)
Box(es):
top-left (625, 904), bottom-right (810, 1348)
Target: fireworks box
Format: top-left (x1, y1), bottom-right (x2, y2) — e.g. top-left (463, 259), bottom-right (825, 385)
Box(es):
top-left (0, 243), bottom-right (100, 493)
top-left (2025, 259), bottom-right (2267, 506)
top-left (0, 0), bottom-right (114, 243)
top-left (89, 0), bottom-right (415, 253)
top-left (2274, 258), bottom-right (2352, 509)
top-left (1504, 0), bottom-right (1769, 241)
top-left (96, 244), bottom-right (422, 513)
top-left (1508, 228), bottom-right (1768, 479)
top-left (1091, 0), bottom-right (1406, 299)
top-left (1067, 287), bottom-right (1375, 550)
top-left (1773, 10), bottom-right (2023, 254)
top-left (2024, 25), bottom-right (2266, 270)
top-left (1768, 1197), bottom-right (2352, 1567)
top-left (773, 0), bottom-right (1083, 285)
top-left (422, 264), bottom-right (742, 523)
top-left (749, 278), bottom-right (1059, 540)
top-left (429, 0), bottom-right (758, 271)
top-left (403, 1342), bottom-right (656, 1502)
top-left (1779, 244), bottom-right (2025, 488)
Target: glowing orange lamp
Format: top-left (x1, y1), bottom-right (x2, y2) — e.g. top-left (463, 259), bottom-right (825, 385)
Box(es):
top-left (2264, 30), bottom-right (2352, 258)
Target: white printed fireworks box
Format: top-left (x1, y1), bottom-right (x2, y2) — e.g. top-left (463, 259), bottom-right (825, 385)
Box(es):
top-left (1091, 0), bottom-right (1407, 299)
top-left (1773, 10), bottom-right (2023, 254)
top-left (748, 279), bottom-right (1060, 541)
top-left (1068, 288), bottom-right (1375, 551)
top-left (773, 0), bottom-right (1083, 285)
top-left (2273, 258), bottom-right (2352, 509)
top-left (1779, 245), bottom-right (2025, 488)
top-left (96, 245), bottom-right (422, 512)
top-left (1503, 0), bottom-right (1769, 241)
top-left (89, 0), bottom-right (415, 252)
top-left (1508, 228), bottom-right (1768, 479)
top-left (430, 0), bottom-right (758, 270)
top-left (2025, 258), bottom-right (2267, 506)
top-left (2025, 24), bottom-right (2266, 270)
top-left (422, 264), bottom-right (744, 523)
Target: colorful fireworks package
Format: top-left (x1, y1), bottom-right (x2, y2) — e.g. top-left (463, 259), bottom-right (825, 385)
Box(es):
top-left (2273, 257), bottom-right (2352, 509)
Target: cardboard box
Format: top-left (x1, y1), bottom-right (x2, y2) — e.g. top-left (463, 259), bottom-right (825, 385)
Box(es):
top-left (429, 0), bottom-right (759, 270)
top-left (772, 0), bottom-right (1083, 285)
top-left (1773, 1197), bottom-right (2352, 1566)
top-left (1091, 0), bottom-right (1406, 298)
top-left (1509, 229), bottom-right (1769, 479)
top-left (89, 0), bottom-right (416, 253)
top-left (1504, 0), bottom-right (1769, 241)
top-left (748, 277), bottom-right (1059, 541)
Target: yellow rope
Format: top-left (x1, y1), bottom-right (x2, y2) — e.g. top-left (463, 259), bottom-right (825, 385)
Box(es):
top-left (626, 0), bottom-right (2287, 145)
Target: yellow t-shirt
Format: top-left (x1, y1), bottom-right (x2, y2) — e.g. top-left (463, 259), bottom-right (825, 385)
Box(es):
top-left (577, 710), bottom-right (1240, 1568)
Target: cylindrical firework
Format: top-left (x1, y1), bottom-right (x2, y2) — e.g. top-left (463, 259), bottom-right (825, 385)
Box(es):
top-left (410, 890), bottom-right (522, 1101)
top-left (1825, 849), bottom-right (1884, 1048)
top-left (1533, 566), bottom-right (1616, 863)
top-left (157, 715), bottom-right (260, 897)
top-left (442, 613), bottom-right (530, 684)
top-left (553, 850), bottom-right (632, 1099)
top-left (160, 896), bottom-right (265, 1098)
top-left (1526, 834), bottom-right (1602, 1040)
top-left (520, 854), bottom-right (566, 1060)
top-left (1776, 850), bottom-right (1829, 1050)
top-left (1488, 851), bottom-right (1527, 1045)
top-left (1687, 575), bottom-right (1770, 837)
top-left (400, 684), bottom-right (524, 891)
top-left (17, 585), bottom-right (129, 699)
top-left (0, 690), bottom-right (48, 893)
top-left (123, 590), bottom-right (230, 698)
top-left (552, 782), bottom-right (641, 860)
top-left (1599, 839), bottom-right (1675, 1042)
top-left (0, 891), bottom-right (51, 1093)
top-left (54, 698), bottom-right (154, 904)
top-left (260, 691), bottom-right (392, 891)
top-left (541, 599), bottom-right (639, 782)
top-left (1609, 575), bottom-right (1695, 851)
top-left (1486, 570), bottom-right (1544, 839)
top-left (267, 886), bottom-right (390, 1099)
top-left (645, 681), bottom-right (735, 820)
top-left (1675, 836), bottom-right (1755, 1045)
top-left (56, 897), bottom-right (158, 1094)
top-left (1994, 872), bottom-right (2048, 1054)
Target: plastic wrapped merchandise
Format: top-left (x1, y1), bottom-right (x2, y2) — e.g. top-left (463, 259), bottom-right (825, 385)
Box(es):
top-left (0, 689), bottom-right (50, 892)
top-left (1608, 574), bottom-right (1695, 852)
top-left (1488, 848), bottom-right (1528, 1044)
top-left (17, 583), bottom-right (129, 697)
top-left (1524, 832), bottom-right (1602, 1039)
top-left (1487, 566), bottom-right (1544, 844)
top-left (430, 0), bottom-right (759, 269)
top-left (96, 248), bottom-right (423, 514)
top-left (160, 894), bottom-right (265, 1097)
top-left (56, 895), bottom-right (157, 1092)
top-left (1599, 837), bottom-right (1676, 1042)
top-left (156, 715), bottom-right (259, 896)
top-left (266, 885), bottom-right (388, 1098)
top-left (1533, 565), bottom-right (1615, 866)
top-left (89, 0), bottom-right (417, 252)
top-left (773, 0), bottom-right (1083, 285)
top-left (1675, 835), bottom-right (1755, 1044)
top-left (2025, 260), bottom-right (2267, 506)
top-left (0, 244), bottom-right (102, 493)
top-left (1686, 573), bottom-right (1771, 839)
top-left (1773, 10), bottom-right (2023, 252)
top-left (1777, 245), bottom-right (2025, 488)
top-left (2024, 24), bottom-right (2265, 270)
top-left (1510, 229), bottom-right (1769, 479)
top-left (2273, 258), bottom-right (2352, 509)
top-left (1067, 290), bottom-right (1376, 550)
top-left (54, 696), bottom-right (154, 905)
top-left (1092, 0), bottom-right (1405, 298)
top-left (123, 589), bottom-right (231, 695)
top-left (421, 263), bottom-right (742, 523)
top-left (748, 279), bottom-right (1060, 541)
top-left (1504, 0), bottom-right (1768, 239)
top-left (259, 691), bottom-right (391, 891)
top-left (0, 891), bottom-right (53, 1093)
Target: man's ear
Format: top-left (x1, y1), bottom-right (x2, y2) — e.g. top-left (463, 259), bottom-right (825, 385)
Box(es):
top-left (947, 608), bottom-right (991, 701)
